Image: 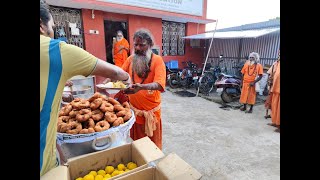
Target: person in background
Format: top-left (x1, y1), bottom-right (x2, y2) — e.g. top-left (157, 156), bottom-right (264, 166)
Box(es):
top-left (40, 0), bottom-right (131, 176)
top-left (239, 52), bottom-right (263, 113)
top-left (113, 30), bottom-right (130, 67)
top-left (121, 29), bottom-right (166, 149)
top-left (267, 50), bottom-right (280, 133)
top-left (259, 65), bottom-right (270, 96)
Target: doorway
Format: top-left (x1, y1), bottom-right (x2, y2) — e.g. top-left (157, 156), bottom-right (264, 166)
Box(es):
top-left (104, 20), bottom-right (128, 64)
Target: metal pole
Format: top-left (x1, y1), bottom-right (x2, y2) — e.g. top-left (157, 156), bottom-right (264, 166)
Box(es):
top-left (196, 20), bottom-right (219, 97)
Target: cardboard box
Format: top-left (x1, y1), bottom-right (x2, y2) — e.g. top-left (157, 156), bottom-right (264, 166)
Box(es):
top-left (41, 137), bottom-right (202, 180)
top-left (116, 153), bottom-right (202, 180)
top-left (42, 137), bottom-right (164, 180)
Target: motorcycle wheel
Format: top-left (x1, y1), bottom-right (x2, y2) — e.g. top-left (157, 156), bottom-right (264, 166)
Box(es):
top-left (199, 73), bottom-right (215, 94)
top-left (221, 89), bottom-right (233, 103)
top-left (180, 78), bottom-right (189, 88)
top-left (168, 75), bottom-right (180, 89)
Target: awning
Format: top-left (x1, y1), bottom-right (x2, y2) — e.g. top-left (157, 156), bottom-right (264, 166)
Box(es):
top-left (182, 27), bottom-right (280, 39)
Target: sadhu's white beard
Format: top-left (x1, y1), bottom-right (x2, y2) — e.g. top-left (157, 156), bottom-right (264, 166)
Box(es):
top-left (250, 60), bottom-right (256, 65)
top-left (117, 37), bottom-right (123, 42)
top-left (133, 48), bottom-right (152, 78)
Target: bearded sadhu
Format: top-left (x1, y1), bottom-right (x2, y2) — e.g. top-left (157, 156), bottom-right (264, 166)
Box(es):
top-left (239, 52), bottom-right (263, 113)
top-left (120, 29), bottom-right (166, 149)
top-left (113, 30), bottom-right (130, 67)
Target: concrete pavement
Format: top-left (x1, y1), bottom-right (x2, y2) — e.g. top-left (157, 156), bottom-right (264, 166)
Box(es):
top-left (161, 90), bottom-right (280, 180)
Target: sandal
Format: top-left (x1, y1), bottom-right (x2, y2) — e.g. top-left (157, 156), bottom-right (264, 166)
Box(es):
top-left (264, 115), bottom-right (271, 119)
top-left (267, 123), bottom-right (277, 127)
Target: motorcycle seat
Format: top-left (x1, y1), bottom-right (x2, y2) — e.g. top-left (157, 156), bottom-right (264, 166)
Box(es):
top-left (220, 73), bottom-right (233, 78)
top-left (232, 75), bottom-right (241, 79)
top-left (167, 68), bottom-right (181, 73)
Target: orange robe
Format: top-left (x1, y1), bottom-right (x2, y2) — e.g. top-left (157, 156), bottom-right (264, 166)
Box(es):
top-left (239, 61), bottom-right (263, 105)
top-left (121, 54), bottom-right (166, 149)
top-left (113, 38), bottom-right (129, 67)
top-left (270, 61), bottom-right (280, 126)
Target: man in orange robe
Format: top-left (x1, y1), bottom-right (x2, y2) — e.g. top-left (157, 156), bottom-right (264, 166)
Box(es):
top-left (122, 29), bottom-right (166, 149)
top-left (113, 30), bottom-right (129, 67)
top-left (239, 52), bottom-right (263, 113)
top-left (267, 51), bottom-right (280, 132)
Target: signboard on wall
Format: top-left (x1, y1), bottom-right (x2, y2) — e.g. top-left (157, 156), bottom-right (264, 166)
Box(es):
top-left (97, 0), bottom-right (203, 16)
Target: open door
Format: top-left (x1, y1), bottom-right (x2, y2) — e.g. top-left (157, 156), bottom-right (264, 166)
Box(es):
top-left (104, 20), bottom-right (128, 64)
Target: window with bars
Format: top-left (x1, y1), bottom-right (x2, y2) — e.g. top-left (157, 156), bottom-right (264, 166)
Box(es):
top-left (162, 21), bottom-right (186, 56)
top-left (49, 6), bottom-right (84, 49)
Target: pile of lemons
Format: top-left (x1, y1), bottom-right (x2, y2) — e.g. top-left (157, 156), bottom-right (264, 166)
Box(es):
top-left (75, 162), bottom-right (137, 180)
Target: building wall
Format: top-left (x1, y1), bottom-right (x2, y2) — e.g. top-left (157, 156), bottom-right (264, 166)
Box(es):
top-left (128, 15), bottom-right (163, 55)
top-left (82, 9), bottom-right (107, 84)
top-left (84, 0), bottom-right (209, 21)
top-left (82, 9), bottom-right (208, 83)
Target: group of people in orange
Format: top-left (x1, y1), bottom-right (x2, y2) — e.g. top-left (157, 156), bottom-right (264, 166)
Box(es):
top-left (239, 51), bottom-right (280, 133)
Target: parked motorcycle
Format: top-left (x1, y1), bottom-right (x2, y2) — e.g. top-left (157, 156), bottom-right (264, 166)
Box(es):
top-left (167, 61), bottom-right (201, 89)
top-left (215, 73), bottom-right (242, 103)
top-left (198, 64), bottom-right (221, 94)
top-left (166, 65), bottom-right (180, 88)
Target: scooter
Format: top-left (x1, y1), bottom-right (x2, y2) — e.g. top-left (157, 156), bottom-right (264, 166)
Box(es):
top-left (215, 73), bottom-right (242, 103)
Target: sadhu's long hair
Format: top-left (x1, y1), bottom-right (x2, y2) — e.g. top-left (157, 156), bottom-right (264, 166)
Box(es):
top-left (132, 29), bottom-right (155, 78)
top-left (249, 52), bottom-right (260, 63)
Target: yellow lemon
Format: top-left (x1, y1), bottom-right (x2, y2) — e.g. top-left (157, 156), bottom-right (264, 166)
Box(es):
top-left (75, 178), bottom-right (83, 180)
top-left (117, 163), bottom-right (126, 171)
top-left (97, 170), bottom-right (106, 176)
top-left (89, 171), bottom-right (97, 177)
top-left (95, 174), bottom-right (104, 180)
top-left (124, 169), bottom-right (130, 172)
top-left (104, 174), bottom-right (112, 178)
top-left (127, 162), bottom-right (137, 170)
top-left (103, 174), bottom-right (112, 179)
top-left (105, 166), bottom-right (114, 174)
top-left (118, 170), bottom-right (125, 175)
top-left (111, 170), bottom-right (120, 177)
top-left (83, 174), bottom-right (94, 180)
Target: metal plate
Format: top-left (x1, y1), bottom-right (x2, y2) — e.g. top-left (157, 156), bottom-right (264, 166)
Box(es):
top-left (96, 84), bottom-right (128, 90)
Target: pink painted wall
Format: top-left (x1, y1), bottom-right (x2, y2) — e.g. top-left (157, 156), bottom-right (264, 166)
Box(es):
top-left (82, 9), bottom-right (106, 84)
top-left (81, 0), bottom-right (210, 83)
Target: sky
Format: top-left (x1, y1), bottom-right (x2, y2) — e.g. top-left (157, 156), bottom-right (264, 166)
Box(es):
top-left (205, 0), bottom-right (280, 31)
